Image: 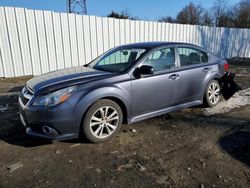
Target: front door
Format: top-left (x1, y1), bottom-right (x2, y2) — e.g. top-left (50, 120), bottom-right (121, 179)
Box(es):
top-left (131, 47), bottom-right (181, 116)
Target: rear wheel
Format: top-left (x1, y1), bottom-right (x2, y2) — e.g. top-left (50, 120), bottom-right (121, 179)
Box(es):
top-left (82, 99), bottom-right (123, 143)
top-left (205, 80), bottom-right (221, 107)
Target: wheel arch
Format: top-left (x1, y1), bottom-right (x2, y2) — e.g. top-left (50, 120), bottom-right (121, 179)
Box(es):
top-left (100, 96), bottom-right (128, 124)
top-left (202, 78), bottom-right (221, 106)
top-left (77, 87), bottom-right (130, 133)
top-left (201, 73), bottom-right (222, 99)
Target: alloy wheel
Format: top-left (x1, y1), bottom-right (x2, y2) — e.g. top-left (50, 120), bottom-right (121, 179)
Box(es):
top-left (89, 106), bottom-right (119, 139)
top-left (208, 82), bottom-right (220, 105)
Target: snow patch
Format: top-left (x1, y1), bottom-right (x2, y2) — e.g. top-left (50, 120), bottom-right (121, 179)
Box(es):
top-left (203, 88), bottom-right (250, 116)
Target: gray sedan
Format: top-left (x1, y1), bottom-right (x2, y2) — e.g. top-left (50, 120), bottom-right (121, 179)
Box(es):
top-left (19, 42), bottom-right (228, 142)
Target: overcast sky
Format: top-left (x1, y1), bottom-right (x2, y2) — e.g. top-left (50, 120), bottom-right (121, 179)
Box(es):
top-left (0, 0), bottom-right (240, 20)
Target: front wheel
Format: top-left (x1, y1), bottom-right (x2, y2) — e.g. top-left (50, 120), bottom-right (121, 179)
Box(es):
top-left (82, 99), bottom-right (123, 143)
top-left (204, 80), bottom-right (221, 107)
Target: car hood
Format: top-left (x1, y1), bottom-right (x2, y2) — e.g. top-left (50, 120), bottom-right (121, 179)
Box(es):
top-left (26, 66), bottom-right (113, 95)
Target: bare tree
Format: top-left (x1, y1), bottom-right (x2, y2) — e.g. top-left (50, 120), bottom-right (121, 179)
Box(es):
top-left (176, 3), bottom-right (204, 25)
top-left (158, 16), bottom-right (176, 23)
top-left (212, 0), bottom-right (230, 27)
top-left (212, 0), bottom-right (250, 28)
top-left (159, 0), bottom-right (249, 28)
top-left (234, 0), bottom-right (250, 28)
top-left (202, 11), bottom-right (213, 26)
top-left (107, 10), bottom-right (137, 20)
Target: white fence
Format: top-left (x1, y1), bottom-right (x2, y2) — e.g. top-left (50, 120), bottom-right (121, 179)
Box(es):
top-left (0, 7), bottom-right (249, 77)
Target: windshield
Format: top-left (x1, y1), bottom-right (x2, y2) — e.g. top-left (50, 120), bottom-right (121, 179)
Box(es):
top-left (89, 47), bottom-right (147, 73)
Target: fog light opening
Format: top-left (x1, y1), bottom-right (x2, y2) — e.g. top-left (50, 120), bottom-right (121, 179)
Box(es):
top-left (42, 126), bottom-right (53, 135)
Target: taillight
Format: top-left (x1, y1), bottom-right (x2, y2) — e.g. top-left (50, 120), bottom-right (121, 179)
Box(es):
top-left (224, 62), bottom-right (229, 72)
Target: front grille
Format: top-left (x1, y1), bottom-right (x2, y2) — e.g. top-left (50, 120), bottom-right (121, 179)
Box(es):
top-left (20, 94), bottom-right (29, 105)
top-left (20, 86), bottom-right (34, 106)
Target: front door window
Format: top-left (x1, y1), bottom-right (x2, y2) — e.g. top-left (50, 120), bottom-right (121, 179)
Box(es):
top-left (143, 47), bottom-right (176, 72)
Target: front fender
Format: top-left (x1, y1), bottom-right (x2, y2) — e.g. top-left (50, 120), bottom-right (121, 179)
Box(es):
top-left (75, 85), bottom-right (131, 129)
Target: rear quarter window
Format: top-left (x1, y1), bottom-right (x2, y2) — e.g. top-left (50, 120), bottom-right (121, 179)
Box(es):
top-left (200, 51), bottom-right (209, 63)
top-left (177, 47), bottom-right (209, 66)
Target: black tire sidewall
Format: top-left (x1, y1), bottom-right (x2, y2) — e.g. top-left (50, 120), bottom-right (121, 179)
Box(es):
top-left (82, 99), bottom-right (123, 143)
top-left (205, 80), bottom-right (221, 107)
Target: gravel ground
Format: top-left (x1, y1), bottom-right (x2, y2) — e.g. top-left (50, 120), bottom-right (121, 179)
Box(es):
top-left (0, 62), bottom-right (250, 188)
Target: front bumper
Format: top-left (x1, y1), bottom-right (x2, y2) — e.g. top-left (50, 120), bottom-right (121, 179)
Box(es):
top-left (18, 96), bottom-right (80, 141)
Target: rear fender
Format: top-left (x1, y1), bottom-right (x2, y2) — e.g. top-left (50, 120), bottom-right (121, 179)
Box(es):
top-left (200, 65), bottom-right (223, 101)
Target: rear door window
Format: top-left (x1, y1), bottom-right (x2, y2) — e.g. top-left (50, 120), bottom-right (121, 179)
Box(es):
top-left (177, 47), bottom-right (209, 67)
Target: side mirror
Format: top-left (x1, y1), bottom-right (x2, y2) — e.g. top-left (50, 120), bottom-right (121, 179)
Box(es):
top-left (136, 65), bottom-right (154, 77)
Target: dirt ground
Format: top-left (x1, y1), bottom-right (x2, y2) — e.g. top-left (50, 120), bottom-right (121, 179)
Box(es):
top-left (0, 62), bottom-right (250, 188)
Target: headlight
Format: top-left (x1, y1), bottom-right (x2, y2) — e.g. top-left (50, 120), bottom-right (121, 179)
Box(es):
top-left (32, 86), bottom-right (77, 107)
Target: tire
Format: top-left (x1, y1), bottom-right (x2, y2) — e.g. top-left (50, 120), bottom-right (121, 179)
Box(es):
top-left (204, 80), bottom-right (221, 107)
top-left (82, 99), bottom-right (123, 143)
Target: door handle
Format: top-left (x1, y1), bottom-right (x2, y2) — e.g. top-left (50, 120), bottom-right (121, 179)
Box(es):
top-left (169, 74), bottom-right (180, 80)
top-left (203, 68), bottom-right (210, 73)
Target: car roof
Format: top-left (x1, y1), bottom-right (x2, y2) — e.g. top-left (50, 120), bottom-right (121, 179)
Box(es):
top-left (120, 42), bottom-right (202, 49)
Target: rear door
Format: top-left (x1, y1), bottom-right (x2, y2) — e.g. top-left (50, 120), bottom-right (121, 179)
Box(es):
top-left (175, 46), bottom-right (210, 103)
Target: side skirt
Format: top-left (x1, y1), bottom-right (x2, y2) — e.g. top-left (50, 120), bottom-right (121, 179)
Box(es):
top-left (128, 100), bottom-right (202, 124)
